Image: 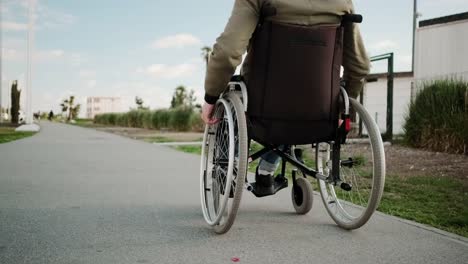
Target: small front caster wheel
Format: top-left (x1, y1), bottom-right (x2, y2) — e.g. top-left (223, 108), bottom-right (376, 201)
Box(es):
top-left (291, 177), bottom-right (313, 215)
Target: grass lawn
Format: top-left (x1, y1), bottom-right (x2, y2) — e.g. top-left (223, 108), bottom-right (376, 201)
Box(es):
top-left (0, 127), bottom-right (36, 144)
top-left (146, 136), bottom-right (203, 143)
top-left (73, 120), bottom-right (204, 144)
top-left (379, 175), bottom-right (467, 237)
top-left (175, 145), bottom-right (203, 154)
top-left (174, 143), bottom-right (468, 237)
top-left (72, 118), bottom-right (102, 128)
top-left (144, 136), bottom-right (174, 143)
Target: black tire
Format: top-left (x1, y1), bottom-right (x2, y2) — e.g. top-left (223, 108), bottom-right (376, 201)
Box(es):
top-left (291, 177), bottom-right (313, 215)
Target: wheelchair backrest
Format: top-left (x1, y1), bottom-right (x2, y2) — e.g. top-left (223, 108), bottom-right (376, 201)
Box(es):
top-left (247, 21), bottom-right (343, 145)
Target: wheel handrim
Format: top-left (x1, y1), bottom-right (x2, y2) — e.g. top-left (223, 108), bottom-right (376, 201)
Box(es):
top-left (200, 99), bottom-right (235, 226)
top-left (318, 143), bottom-right (373, 222)
top-left (318, 98), bottom-right (385, 227)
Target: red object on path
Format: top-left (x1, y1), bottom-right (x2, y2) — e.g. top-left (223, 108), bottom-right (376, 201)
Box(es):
top-left (231, 257), bottom-right (240, 262)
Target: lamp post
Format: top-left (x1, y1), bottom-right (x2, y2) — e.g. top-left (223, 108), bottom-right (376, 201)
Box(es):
top-left (15, 0), bottom-right (39, 131)
top-left (0, 0), bottom-right (3, 123)
top-left (412, 0), bottom-right (422, 72)
top-left (25, 0), bottom-right (35, 124)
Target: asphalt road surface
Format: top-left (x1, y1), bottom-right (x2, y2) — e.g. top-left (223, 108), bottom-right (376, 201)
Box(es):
top-left (1, 122), bottom-right (467, 264)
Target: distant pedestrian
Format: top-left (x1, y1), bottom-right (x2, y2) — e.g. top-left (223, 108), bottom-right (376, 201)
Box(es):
top-left (48, 110), bottom-right (54, 121)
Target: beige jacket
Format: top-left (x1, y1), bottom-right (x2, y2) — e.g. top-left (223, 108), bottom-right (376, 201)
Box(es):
top-left (204, 0), bottom-right (370, 102)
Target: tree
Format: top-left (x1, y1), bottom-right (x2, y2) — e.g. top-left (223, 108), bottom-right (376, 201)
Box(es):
top-left (170, 86), bottom-right (196, 109)
top-left (71, 104), bottom-right (81, 120)
top-left (60, 96), bottom-right (81, 121)
top-left (135, 96), bottom-right (148, 110)
top-left (201, 46), bottom-right (212, 66)
top-left (187, 89), bottom-right (196, 108)
top-left (10, 80), bottom-right (21, 125)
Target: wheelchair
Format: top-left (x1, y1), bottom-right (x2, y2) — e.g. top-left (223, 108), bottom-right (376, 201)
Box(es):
top-left (200, 14), bottom-right (386, 234)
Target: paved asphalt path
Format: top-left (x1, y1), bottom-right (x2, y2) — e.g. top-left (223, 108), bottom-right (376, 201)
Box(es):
top-left (1, 122), bottom-right (467, 264)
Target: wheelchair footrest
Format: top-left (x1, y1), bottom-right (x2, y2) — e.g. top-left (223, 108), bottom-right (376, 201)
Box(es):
top-left (250, 176), bottom-right (288, 198)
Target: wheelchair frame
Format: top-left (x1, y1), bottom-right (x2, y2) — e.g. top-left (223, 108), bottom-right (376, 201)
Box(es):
top-left (201, 13), bottom-right (385, 234)
top-left (201, 79), bottom-right (386, 233)
top-left (228, 79), bottom-right (353, 189)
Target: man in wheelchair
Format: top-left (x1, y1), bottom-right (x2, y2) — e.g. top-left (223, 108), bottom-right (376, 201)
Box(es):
top-left (201, 0), bottom-right (370, 197)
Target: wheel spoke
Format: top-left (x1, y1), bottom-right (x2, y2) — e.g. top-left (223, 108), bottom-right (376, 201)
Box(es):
top-left (200, 94), bottom-right (248, 233)
top-left (317, 98), bottom-right (385, 229)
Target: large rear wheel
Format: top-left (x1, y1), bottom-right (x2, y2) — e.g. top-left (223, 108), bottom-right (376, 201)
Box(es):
top-left (317, 98), bottom-right (385, 230)
top-left (200, 92), bottom-right (248, 234)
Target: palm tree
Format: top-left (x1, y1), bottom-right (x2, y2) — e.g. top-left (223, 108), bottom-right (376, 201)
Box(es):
top-left (201, 46), bottom-right (212, 66)
top-left (60, 96), bottom-right (81, 122)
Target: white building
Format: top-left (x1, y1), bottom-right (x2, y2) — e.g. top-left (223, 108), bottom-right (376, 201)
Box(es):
top-left (364, 72), bottom-right (413, 135)
top-left (363, 11), bottom-right (468, 135)
top-left (415, 12), bottom-right (468, 87)
top-left (86, 97), bottom-right (123, 119)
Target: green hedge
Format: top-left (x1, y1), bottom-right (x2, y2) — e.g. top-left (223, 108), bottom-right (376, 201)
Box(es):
top-left (94, 108), bottom-right (203, 132)
top-left (403, 79), bottom-right (467, 154)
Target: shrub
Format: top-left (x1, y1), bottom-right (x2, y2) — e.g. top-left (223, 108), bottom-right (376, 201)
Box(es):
top-left (160, 110), bottom-right (171, 128)
top-left (142, 111), bottom-right (153, 129)
top-left (127, 110), bottom-right (144, 128)
top-left (94, 114), bottom-right (112, 125)
top-left (116, 113), bottom-right (128, 127)
top-left (190, 112), bottom-right (204, 132)
top-left (152, 109), bottom-right (171, 129)
top-left (169, 107), bottom-right (193, 131)
top-left (93, 107), bottom-right (202, 132)
top-left (151, 110), bottom-right (161, 129)
top-left (93, 114), bottom-right (103, 124)
top-left (403, 79), bottom-right (467, 154)
top-left (108, 113), bottom-right (117, 125)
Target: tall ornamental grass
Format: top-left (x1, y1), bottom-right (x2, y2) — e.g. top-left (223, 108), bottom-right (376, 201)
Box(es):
top-left (94, 108), bottom-right (203, 132)
top-left (403, 79), bottom-right (467, 154)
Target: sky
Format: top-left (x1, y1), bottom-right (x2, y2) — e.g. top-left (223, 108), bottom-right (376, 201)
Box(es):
top-left (1, 0), bottom-right (467, 116)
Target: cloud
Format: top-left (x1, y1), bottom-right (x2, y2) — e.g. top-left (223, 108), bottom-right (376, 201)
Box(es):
top-left (152, 34), bottom-right (201, 49)
top-left (1, 48), bottom-right (23, 61)
top-left (110, 83), bottom-right (174, 110)
top-left (35, 49), bottom-right (66, 61)
top-left (38, 50), bottom-right (86, 65)
top-left (138, 63), bottom-right (198, 79)
top-left (368, 40), bottom-right (399, 54)
top-left (2, 45), bottom-right (86, 68)
top-left (79, 70), bottom-right (96, 78)
top-left (3, 38), bottom-right (26, 48)
top-left (1, 0), bottom-right (76, 31)
top-left (34, 90), bottom-right (87, 117)
top-left (18, 0), bottom-right (39, 9)
top-left (1, 21), bottom-right (28, 31)
top-left (38, 5), bottom-right (76, 29)
top-left (86, 80), bottom-right (97, 89)
top-left (70, 53), bottom-right (85, 66)
top-left (0, 4), bottom-right (9, 14)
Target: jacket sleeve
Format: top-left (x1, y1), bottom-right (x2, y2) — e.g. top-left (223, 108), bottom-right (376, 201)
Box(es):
top-left (204, 0), bottom-right (261, 104)
top-left (342, 8), bottom-right (371, 98)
